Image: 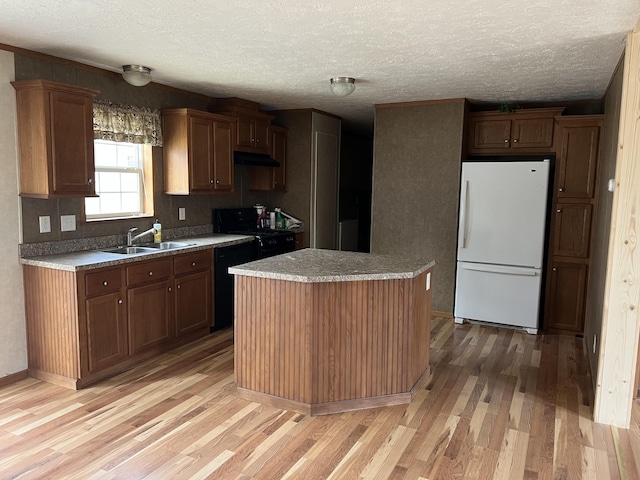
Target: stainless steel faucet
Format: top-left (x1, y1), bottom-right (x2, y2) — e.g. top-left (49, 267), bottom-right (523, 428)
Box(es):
top-left (127, 227), bottom-right (156, 246)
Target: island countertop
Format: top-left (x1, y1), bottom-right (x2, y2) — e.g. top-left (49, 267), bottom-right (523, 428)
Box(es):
top-left (229, 248), bottom-right (435, 283)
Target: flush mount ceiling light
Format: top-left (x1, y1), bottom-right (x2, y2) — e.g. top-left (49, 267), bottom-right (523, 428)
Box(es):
top-left (329, 77), bottom-right (356, 96)
top-left (122, 65), bottom-right (152, 87)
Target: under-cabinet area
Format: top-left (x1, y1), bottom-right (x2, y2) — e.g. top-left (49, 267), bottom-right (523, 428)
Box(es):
top-left (21, 239), bottom-right (250, 390)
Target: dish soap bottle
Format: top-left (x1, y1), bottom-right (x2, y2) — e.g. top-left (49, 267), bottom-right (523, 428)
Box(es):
top-left (153, 219), bottom-right (162, 243)
top-left (275, 208), bottom-right (285, 229)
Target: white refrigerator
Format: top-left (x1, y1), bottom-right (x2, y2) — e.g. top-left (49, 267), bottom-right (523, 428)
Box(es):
top-left (454, 160), bottom-right (550, 334)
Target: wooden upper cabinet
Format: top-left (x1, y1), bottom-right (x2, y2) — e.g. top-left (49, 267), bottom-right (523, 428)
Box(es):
top-left (248, 125), bottom-right (288, 191)
top-left (208, 97), bottom-right (274, 154)
top-left (12, 80), bottom-right (99, 198)
top-left (271, 126), bottom-right (287, 191)
top-left (236, 114), bottom-right (271, 152)
top-left (162, 109), bottom-right (234, 194)
top-left (213, 120), bottom-right (233, 190)
top-left (467, 107), bottom-right (564, 155)
top-left (554, 117), bottom-right (601, 199)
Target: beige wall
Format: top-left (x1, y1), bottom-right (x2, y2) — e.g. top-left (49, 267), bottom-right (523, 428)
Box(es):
top-left (0, 50), bottom-right (27, 376)
top-left (585, 57), bottom-right (624, 385)
top-left (371, 101), bottom-right (465, 313)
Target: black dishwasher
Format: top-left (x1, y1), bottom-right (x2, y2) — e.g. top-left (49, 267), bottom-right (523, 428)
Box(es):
top-left (213, 242), bottom-right (255, 330)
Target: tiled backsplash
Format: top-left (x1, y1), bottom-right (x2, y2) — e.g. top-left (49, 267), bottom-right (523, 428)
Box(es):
top-left (20, 224), bottom-right (213, 257)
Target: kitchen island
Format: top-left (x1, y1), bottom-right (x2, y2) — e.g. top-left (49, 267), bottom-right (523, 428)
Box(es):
top-left (229, 248), bottom-right (434, 415)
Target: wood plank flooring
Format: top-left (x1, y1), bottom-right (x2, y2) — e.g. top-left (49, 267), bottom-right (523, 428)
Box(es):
top-left (0, 316), bottom-right (634, 479)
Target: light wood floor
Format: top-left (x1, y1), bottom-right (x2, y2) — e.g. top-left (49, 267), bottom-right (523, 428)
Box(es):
top-left (0, 316), bottom-right (638, 479)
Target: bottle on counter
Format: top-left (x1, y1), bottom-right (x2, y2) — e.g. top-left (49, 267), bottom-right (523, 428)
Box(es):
top-left (275, 208), bottom-right (285, 229)
top-left (269, 211), bottom-right (276, 229)
top-left (153, 219), bottom-right (162, 243)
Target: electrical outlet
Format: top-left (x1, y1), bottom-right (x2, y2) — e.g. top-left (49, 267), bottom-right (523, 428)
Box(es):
top-left (593, 335), bottom-right (597, 354)
top-left (179, 207), bottom-right (186, 221)
top-left (60, 215), bottom-right (76, 232)
top-left (39, 216), bottom-right (51, 233)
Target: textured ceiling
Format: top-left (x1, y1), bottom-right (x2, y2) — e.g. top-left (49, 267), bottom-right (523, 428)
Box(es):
top-left (0, 0), bottom-right (638, 131)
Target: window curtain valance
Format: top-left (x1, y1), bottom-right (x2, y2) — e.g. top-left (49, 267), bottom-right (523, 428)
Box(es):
top-left (93, 100), bottom-right (163, 147)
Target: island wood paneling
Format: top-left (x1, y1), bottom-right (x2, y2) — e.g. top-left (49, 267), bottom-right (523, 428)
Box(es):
top-left (23, 265), bottom-right (79, 384)
top-left (234, 269), bottom-right (432, 415)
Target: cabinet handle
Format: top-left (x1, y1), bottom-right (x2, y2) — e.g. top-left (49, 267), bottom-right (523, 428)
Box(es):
top-left (88, 178), bottom-right (93, 185)
top-left (118, 299), bottom-right (123, 304)
top-left (168, 287), bottom-right (172, 292)
top-left (504, 139), bottom-right (509, 143)
top-left (559, 187), bottom-right (564, 192)
top-left (552, 267), bottom-right (557, 272)
top-left (557, 209), bottom-right (562, 213)
top-left (177, 284), bottom-right (181, 289)
top-left (192, 262), bottom-right (196, 266)
top-left (251, 138), bottom-right (255, 142)
top-left (103, 281), bottom-right (108, 286)
top-left (148, 271), bottom-right (153, 276)
top-left (210, 179), bottom-right (214, 184)
top-left (216, 179), bottom-right (220, 184)
top-left (513, 139), bottom-right (518, 143)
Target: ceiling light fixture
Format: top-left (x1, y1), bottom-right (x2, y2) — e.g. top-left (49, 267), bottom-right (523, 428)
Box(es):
top-left (122, 65), bottom-right (152, 87)
top-left (330, 77), bottom-right (356, 96)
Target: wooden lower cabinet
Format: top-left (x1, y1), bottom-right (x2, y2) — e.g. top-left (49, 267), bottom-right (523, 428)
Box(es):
top-left (23, 249), bottom-right (213, 389)
top-left (545, 262), bottom-right (588, 333)
top-left (175, 270), bottom-right (211, 336)
top-left (85, 291), bottom-right (127, 373)
top-left (127, 280), bottom-right (173, 355)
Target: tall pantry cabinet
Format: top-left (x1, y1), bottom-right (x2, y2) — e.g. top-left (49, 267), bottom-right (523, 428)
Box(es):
top-left (544, 115), bottom-right (603, 334)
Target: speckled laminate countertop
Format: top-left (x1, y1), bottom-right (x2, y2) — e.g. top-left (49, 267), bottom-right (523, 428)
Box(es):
top-left (20, 234), bottom-right (254, 272)
top-left (228, 248), bottom-right (435, 283)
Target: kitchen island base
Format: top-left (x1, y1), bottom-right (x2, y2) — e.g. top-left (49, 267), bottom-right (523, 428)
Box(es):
top-left (232, 250), bottom-right (434, 416)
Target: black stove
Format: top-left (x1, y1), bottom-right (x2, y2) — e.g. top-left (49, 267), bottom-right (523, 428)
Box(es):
top-left (213, 208), bottom-right (296, 258)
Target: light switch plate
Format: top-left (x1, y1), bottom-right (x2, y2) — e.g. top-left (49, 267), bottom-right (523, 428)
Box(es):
top-left (426, 272), bottom-right (431, 291)
top-left (179, 207), bottom-right (186, 221)
top-left (39, 216), bottom-right (51, 234)
top-left (60, 215), bottom-right (76, 232)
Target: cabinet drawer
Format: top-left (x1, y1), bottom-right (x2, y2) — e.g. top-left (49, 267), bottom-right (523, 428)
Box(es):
top-left (85, 268), bottom-right (121, 297)
top-left (174, 250), bottom-right (211, 276)
top-left (126, 259), bottom-right (171, 287)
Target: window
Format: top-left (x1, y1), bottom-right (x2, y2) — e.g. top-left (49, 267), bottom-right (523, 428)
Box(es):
top-left (84, 140), bottom-right (154, 220)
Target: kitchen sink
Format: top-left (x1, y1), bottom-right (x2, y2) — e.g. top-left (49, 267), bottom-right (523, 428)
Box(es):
top-left (101, 246), bottom-right (158, 255)
top-left (101, 242), bottom-right (195, 255)
top-left (137, 241), bottom-right (195, 250)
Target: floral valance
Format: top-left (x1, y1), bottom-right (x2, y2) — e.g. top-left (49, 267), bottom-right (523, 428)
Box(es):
top-left (93, 100), bottom-right (163, 147)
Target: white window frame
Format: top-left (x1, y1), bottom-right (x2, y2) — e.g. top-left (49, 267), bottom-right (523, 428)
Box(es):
top-left (85, 140), bottom-right (153, 221)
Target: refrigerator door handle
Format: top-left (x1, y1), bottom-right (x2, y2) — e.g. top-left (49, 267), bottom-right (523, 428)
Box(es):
top-left (460, 263), bottom-right (539, 276)
top-left (458, 180), bottom-right (469, 248)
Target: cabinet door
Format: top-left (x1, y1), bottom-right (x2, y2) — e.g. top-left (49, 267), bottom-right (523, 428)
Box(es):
top-left (127, 280), bottom-right (172, 354)
top-left (511, 117), bottom-right (554, 149)
top-left (50, 91), bottom-right (95, 195)
top-left (85, 292), bottom-right (127, 373)
top-left (470, 118), bottom-right (511, 150)
top-left (213, 120), bottom-right (233, 191)
top-left (188, 115), bottom-right (214, 192)
top-left (253, 118), bottom-right (271, 152)
top-left (553, 204), bottom-right (592, 258)
top-left (546, 262), bottom-right (587, 333)
top-left (175, 271), bottom-right (211, 336)
top-left (557, 125), bottom-right (600, 199)
top-left (272, 128), bottom-right (287, 191)
top-left (236, 116), bottom-right (255, 148)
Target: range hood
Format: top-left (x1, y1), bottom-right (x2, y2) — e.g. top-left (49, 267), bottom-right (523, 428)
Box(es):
top-left (233, 151), bottom-right (280, 167)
